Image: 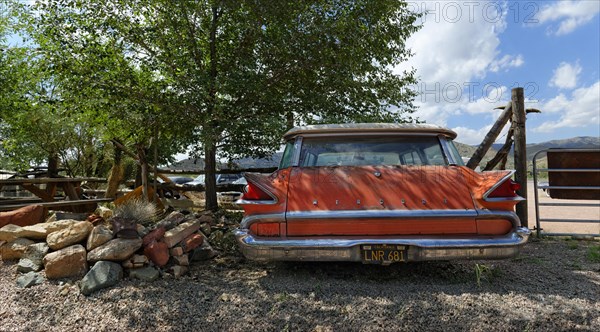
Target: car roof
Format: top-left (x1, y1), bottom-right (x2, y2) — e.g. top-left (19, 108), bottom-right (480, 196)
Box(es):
top-left (283, 123), bottom-right (457, 140)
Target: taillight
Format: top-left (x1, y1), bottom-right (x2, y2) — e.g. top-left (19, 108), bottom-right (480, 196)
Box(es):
top-left (488, 180), bottom-right (520, 198)
top-left (249, 223), bottom-right (280, 237)
top-left (242, 183), bottom-right (272, 200)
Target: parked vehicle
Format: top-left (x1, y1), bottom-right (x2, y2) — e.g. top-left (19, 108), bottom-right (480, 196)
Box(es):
top-left (234, 123), bottom-right (530, 264)
top-left (185, 173), bottom-right (243, 187)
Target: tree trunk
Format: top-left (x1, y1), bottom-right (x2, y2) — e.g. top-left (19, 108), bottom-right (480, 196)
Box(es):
top-left (105, 146), bottom-right (123, 199)
top-left (204, 142), bottom-right (218, 211)
top-left (137, 145), bottom-right (149, 202)
top-left (286, 111), bottom-right (294, 130)
top-left (48, 153), bottom-right (59, 177)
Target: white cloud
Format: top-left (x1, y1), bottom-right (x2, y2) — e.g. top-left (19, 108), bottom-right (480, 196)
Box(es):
top-left (536, 0), bottom-right (600, 35)
top-left (489, 54), bottom-right (525, 72)
top-left (535, 81), bottom-right (600, 132)
top-left (549, 61), bottom-right (582, 89)
top-left (396, 2), bottom-right (524, 130)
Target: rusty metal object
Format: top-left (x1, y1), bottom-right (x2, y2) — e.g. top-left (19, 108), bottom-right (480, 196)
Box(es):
top-left (111, 216), bottom-right (139, 239)
top-left (547, 150), bottom-right (600, 200)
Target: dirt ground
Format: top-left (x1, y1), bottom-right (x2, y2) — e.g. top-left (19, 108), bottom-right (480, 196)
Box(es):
top-left (1, 238), bottom-right (599, 332)
top-left (526, 181), bottom-right (600, 237)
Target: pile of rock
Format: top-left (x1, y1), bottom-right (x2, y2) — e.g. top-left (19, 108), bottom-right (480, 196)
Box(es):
top-left (0, 208), bottom-right (218, 295)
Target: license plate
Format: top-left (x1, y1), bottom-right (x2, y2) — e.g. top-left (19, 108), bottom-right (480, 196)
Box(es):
top-left (361, 244), bottom-right (407, 265)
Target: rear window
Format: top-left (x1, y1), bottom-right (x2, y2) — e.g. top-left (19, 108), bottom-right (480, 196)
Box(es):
top-left (298, 136), bottom-right (447, 167)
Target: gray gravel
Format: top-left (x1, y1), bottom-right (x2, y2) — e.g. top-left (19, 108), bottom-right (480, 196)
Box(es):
top-left (0, 238), bottom-right (599, 331)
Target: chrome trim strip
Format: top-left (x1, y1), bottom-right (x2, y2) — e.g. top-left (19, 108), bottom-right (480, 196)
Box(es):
top-left (295, 132), bottom-right (444, 138)
top-left (485, 196), bottom-right (526, 202)
top-left (233, 227), bottom-right (531, 262)
top-left (235, 199), bottom-right (277, 205)
top-left (438, 136), bottom-right (456, 165)
top-left (239, 213), bottom-right (286, 229)
top-left (291, 136), bottom-right (303, 167)
top-left (286, 209), bottom-right (479, 220)
top-left (482, 170), bottom-right (516, 201)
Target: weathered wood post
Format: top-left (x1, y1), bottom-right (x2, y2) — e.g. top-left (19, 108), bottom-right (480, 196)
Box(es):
top-left (512, 87), bottom-right (528, 227)
top-left (466, 102), bottom-right (512, 170)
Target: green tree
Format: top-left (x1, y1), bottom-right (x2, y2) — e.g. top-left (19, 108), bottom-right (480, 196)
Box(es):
top-left (35, 0), bottom-right (422, 210)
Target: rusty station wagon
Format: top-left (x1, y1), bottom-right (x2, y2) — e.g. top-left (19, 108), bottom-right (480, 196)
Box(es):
top-left (234, 123), bottom-right (530, 264)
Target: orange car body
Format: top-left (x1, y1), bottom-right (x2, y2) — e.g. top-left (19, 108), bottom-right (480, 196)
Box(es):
top-left (235, 123), bottom-right (530, 264)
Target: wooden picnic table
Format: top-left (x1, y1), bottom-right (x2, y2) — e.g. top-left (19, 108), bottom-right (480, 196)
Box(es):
top-left (0, 177), bottom-right (110, 212)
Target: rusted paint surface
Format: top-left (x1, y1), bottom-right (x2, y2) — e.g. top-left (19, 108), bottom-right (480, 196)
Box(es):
top-left (547, 151), bottom-right (600, 200)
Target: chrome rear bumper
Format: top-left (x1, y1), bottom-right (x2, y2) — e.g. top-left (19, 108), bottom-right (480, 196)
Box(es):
top-left (234, 227), bottom-right (531, 262)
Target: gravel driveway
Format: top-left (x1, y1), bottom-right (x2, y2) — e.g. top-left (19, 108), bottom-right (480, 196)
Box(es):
top-left (1, 238), bottom-right (599, 332)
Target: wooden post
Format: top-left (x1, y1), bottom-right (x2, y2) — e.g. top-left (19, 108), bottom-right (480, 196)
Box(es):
top-left (512, 87), bottom-right (528, 227)
top-left (466, 102), bottom-right (512, 169)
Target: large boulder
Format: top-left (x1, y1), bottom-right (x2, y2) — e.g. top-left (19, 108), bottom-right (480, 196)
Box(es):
top-left (36, 219), bottom-right (80, 234)
top-left (0, 224), bottom-right (23, 242)
top-left (47, 221), bottom-right (93, 250)
top-left (0, 238), bottom-right (35, 260)
top-left (87, 238), bottom-right (142, 262)
top-left (80, 261), bottom-right (123, 296)
top-left (0, 220), bottom-right (78, 242)
top-left (17, 242), bottom-right (49, 273)
top-left (86, 225), bottom-right (114, 251)
top-left (43, 245), bottom-right (88, 279)
top-left (0, 205), bottom-right (45, 228)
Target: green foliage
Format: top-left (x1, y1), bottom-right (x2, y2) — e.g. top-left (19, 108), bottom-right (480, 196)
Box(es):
top-left (12, 0), bottom-right (422, 209)
top-left (588, 245), bottom-right (600, 263)
top-left (474, 263), bottom-right (503, 287)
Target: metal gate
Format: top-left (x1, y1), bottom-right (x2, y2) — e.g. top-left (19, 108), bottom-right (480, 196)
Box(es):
top-left (532, 148), bottom-right (600, 237)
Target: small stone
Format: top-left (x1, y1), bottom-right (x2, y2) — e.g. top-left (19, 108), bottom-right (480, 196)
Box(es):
top-left (182, 233), bottom-right (204, 253)
top-left (0, 238), bottom-right (35, 260)
top-left (16, 271), bottom-right (44, 288)
top-left (197, 214), bottom-right (214, 225)
top-left (43, 245), bottom-right (88, 279)
top-left (136, 224), bottom-right (149, 237)
top-left (173, 254), bottom-right (189, 266)
top-left (47, 221), bottom-right (93, 250)
top-left (95, 206), bottom-right (113, 220)
top-left (17, 242), bottom-right (49, 273)
top-left (163, 219), bottom-right (202, 248)
top-left (142, 227), bottom-right (165, 247)
top-left (190, 241), bottom-right (219, 261)
top-left (87, 238), bottom-right (143, 262)
top-left (170, 247), bottom-right (183, 257)
top-left (80, 261), bottom-right (123, 296)
top-left (122, 260), bottom-right (134, 269)
top-left (171, 265), bottom-right (188, 278)
top-left (86, 225), bottom-right (113, 251)
top-left (199, 223), bottom-right (211, 236)
top-left (132, 254), bottom-right (148, 264)
top-left (144, 241), bottom-right (169, 267)
top-left (155, 211), bottom-right (186, 230)
top-left (129, 266), bottom-right (159, 282)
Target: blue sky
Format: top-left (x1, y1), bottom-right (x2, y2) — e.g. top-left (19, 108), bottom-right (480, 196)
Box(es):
top-left (397, 0), bottom-right (600, 144)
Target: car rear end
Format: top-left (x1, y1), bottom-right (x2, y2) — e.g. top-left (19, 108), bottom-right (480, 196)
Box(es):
top-left (234, 124), bottom-right (530, 264)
